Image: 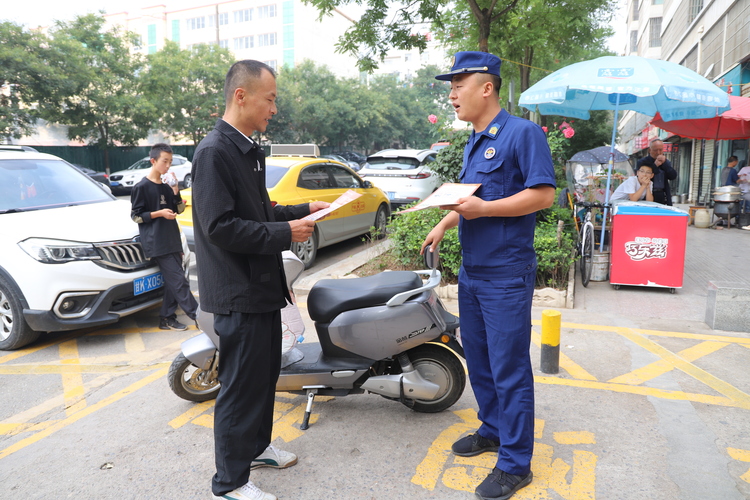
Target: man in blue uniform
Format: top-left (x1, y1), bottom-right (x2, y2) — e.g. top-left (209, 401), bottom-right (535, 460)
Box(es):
top-left (421, 52), bottom-right (555, 500)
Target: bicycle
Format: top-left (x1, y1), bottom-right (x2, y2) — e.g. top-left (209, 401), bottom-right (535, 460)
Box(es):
top-left (573, 201), bottom-right (609, 287)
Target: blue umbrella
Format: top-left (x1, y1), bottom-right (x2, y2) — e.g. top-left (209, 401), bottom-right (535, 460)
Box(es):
top-left (519, 55), bottom-right (730, 249)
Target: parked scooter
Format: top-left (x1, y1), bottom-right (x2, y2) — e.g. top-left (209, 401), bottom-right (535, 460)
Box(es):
top-left (168, 245), bottom-right (465, 429)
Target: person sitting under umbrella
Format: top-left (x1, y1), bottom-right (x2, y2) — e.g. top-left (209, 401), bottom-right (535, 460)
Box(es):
top-left (611, 164), bottom-right (654, 202)
top-left (637, 140), bottom-right (677, 206)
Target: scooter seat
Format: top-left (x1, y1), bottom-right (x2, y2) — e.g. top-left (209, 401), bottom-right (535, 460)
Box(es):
top-left (307, 271), bottom-right (423, 323)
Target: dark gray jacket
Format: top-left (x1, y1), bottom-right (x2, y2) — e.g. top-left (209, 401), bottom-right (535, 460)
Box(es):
top-left (191, 119), bottom-right (309, 314)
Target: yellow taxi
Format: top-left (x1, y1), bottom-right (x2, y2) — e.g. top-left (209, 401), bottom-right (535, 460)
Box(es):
top-left (176, 155), bottom-right (390, 269)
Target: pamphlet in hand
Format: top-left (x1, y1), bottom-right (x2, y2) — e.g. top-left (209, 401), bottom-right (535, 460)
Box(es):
top-left (396, 183), bottom-right (481, 214)
top-left (302, 189), bottom-right (362, 221)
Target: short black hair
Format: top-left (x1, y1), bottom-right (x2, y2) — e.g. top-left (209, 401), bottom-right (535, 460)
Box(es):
top-left (150, 143), bottom-right (173, 161)
top-left (478, 73), bottom-right (502, 96)
top-left (638, 164), bottom-right (654, 173)
top-left (728, 156), bottom-right (738, 163)
top-left (224, 60), bottom-right (276, 106)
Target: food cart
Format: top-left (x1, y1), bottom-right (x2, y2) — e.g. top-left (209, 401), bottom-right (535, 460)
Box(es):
top-left (609, 200), bottom-right (689, 293)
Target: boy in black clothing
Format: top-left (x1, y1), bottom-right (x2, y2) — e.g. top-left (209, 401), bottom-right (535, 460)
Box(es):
top-left (131, 143), bottom-right (198, 331)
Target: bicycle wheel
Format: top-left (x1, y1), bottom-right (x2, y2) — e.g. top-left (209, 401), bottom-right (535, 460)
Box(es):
top-left (580, 223), bottom-right (594, 287)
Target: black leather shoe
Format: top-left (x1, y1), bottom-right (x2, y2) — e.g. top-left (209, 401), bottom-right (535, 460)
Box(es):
top-left (475, 468), bottom-right (532, 500)
top-left (452, 432), bottom-right (500, 457)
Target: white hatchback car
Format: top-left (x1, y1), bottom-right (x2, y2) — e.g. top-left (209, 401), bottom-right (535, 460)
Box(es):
top-left (109, 154), bottom-right (192, 195)
top-left (0, 150), bottom-right (188, 350)
top-left (357, 149), bottom-right (442, 210)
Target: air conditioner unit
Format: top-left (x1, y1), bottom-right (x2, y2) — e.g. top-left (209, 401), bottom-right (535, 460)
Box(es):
top-left (270, 144), bottom-right (319, 156)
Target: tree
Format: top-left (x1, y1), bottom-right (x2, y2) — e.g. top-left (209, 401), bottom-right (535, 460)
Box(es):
top-left (37, 14), bottom-right (156, 173)
top-left (265, 60), bottom-right (441, 153)
top-left (0, 22), bottom-right (49, 141)
top-left (141, 41), bottom-right (235, 145)
top-left (306, 0), bottom-right (519, 71)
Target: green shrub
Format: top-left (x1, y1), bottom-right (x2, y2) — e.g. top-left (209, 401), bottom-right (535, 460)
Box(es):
top-left (387, 207), bottom-right (461, 281)
top-left (387, 197), bottom-right (576, 290)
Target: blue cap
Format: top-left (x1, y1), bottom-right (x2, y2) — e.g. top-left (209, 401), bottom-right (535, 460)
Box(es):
top-left (435, 51), bottom-right (502, 81)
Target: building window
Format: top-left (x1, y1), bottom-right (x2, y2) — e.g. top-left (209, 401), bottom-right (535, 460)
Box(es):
top-left (264, 60), bottom-right (277, 71)
top-left (186, 17), bottom-right (206, 30)
top-left (630, 30), bottom-right (638, 53)
top-left (258, 5), bottom-right (277, 19)
top-left (219, 12), bottom-right (229, 25)
top-left (649, 17), bottom-right (662, 47)
top-left (688, 0), bottom-right (703, 23)
top-left (632, 0), bottom-right (639, 21)
top-left (258, 33), bottom-right (277, 47)
top-left (234, 36), bottom-right (254, 50)
top-left (652, 0), bottom-right (663, 4)
top-left (234, 9), bottom-right (252, 23)
top-left (171, 20), bottom-right (180, 42)
top-left (219, 39), bottom-right (229, 49)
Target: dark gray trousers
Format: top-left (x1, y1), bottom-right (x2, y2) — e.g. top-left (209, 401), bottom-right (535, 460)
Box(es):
top-left (152, 252), bottom-right (198, 320)
top-left (212, 310), bottom-right (282, 495)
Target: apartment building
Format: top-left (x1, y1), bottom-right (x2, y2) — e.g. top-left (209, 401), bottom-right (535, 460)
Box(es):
top-left (617, 0), bottom-right (750, 204)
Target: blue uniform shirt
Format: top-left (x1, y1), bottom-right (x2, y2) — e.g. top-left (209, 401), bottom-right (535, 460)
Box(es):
top-left (458, 109), bottom-right (556, 279)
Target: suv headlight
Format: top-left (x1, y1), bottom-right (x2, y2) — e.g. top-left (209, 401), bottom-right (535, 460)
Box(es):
top-left (19, 238), bottom-right (101, 264)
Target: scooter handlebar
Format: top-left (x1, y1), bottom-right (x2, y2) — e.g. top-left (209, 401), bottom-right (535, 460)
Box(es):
top-left (386, 269), bottom-right (441, 307)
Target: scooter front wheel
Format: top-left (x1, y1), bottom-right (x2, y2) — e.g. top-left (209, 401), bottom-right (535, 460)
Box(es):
top-left (168, 353), bottom-right (220, 402)
top-left (405, 344), bottom-right (466, 413)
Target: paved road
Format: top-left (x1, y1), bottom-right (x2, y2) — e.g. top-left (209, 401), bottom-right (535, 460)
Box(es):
top-left (1, 222), bottom-right (749, 499)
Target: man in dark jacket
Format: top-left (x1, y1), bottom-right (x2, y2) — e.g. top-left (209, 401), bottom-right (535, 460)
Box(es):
top-left (192, 60), bottom-right (329, 500)
top-left (636, 139), bottom-right (677, 205)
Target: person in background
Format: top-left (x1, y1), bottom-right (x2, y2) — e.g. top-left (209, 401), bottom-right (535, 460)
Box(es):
top-left (610, 164), bottom-right (654, 202)
top-left (421, 51), bottom-right (555, 500)
top-left (637, 139), bottom-right (677, 205)
top-left (191, 60), bottom-right (329, 500)
top-left (720, 156), bottom-right (739, 186)
top-left (738, 161), bottom-right (750, 217)
top-left (130, 143), bottom-right (198, 331)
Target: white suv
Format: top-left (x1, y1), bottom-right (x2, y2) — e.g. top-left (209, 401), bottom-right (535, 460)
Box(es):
top-left (109, 154), bottom-right (192, 195)
top-left (0, 150), bottom-right (186, 350)
top-left (357, 149), bottom-right (442, 210)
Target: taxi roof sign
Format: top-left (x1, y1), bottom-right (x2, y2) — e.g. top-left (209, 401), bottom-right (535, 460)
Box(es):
top-left (270, 144), bottom-right (320, 157)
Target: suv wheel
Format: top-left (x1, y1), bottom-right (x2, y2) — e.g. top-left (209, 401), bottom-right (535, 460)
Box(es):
top-left (0, 275), bottom-right (41, 351)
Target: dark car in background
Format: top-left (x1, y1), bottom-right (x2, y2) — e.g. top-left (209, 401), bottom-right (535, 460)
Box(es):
top-left (72, 164), bottom-right (111, 190)
top-left (333, 151), bottom-right (368, 167)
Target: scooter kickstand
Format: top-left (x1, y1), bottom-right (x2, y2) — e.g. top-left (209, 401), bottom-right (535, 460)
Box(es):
top-left (300, 389), bottom-right (317, 430)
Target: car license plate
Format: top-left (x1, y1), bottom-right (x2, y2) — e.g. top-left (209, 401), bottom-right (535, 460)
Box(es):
top-left (133, 272), bottom-right (164, 296)
top-left (386, 191), bottom-right (395, 200)
top-left (110, 181), bottom-right (120, 186)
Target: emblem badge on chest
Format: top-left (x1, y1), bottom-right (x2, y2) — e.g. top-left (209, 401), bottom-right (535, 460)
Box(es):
top-left (484, 147), bottom-right (496, 159)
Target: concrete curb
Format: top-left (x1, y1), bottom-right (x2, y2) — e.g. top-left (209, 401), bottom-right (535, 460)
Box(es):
top-left (295, 239), bottom-right (394, 294)
top-left (295, 238), bottom-right (574, 308)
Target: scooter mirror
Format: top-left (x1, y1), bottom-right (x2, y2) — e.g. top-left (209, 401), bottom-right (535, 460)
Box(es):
top-left (423, 244), bottom-right (439, 269)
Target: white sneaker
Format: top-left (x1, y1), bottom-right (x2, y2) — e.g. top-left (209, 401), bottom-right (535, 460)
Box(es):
top-left (212, 480), bottom-right (276, 500)
top-left (251, 445), bottom-right (298, 470)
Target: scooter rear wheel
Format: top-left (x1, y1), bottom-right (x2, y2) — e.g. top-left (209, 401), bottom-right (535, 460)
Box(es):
top-left (404, 344), bottom-right (466, 413)
top-left (168, 353), bottom-right (220, 402)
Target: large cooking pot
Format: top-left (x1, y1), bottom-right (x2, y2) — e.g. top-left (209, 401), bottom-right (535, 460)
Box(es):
top-left (713, 186), bottom-right (742, 202)
top-left (713, 200), bottom-right (741, 219)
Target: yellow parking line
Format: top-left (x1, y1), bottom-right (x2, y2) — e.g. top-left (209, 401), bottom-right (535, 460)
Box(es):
top-left (169, 400), bottom-right (215, 429)
top-left (608, 340), bottom-right (729, 385)
top-left (536, 375), bottom-right (750, 410)
top-left (0, 363), bottom-right (168, 375)
top-left (0, 340), bottom-right (183, 432)
top-left (59, 340), bottom-right (86, 416)
top-left (616, 329), bottom-right (750, 407)
top-left (0, 367), bottom-right (168, 461)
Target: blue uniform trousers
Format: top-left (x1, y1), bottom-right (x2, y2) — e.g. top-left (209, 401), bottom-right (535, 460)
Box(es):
top-left (458, 268), bottom-right (535, 475)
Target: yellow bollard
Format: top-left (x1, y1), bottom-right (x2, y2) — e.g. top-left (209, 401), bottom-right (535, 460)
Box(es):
top-left (541, 310), bottom-right (561, 374)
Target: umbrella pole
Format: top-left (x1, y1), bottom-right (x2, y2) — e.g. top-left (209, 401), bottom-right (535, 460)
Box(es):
top-left (600, 94), bottom-right (620, 251)
top-left (697, 139), bottom-right (706, 204)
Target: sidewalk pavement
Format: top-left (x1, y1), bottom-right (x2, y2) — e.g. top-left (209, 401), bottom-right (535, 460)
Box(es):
top-left (292, 210), bottom-right (750, 499)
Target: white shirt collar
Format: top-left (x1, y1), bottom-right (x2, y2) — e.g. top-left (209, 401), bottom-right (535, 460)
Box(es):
top-left (222, 119), bottom-right (256, 145)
